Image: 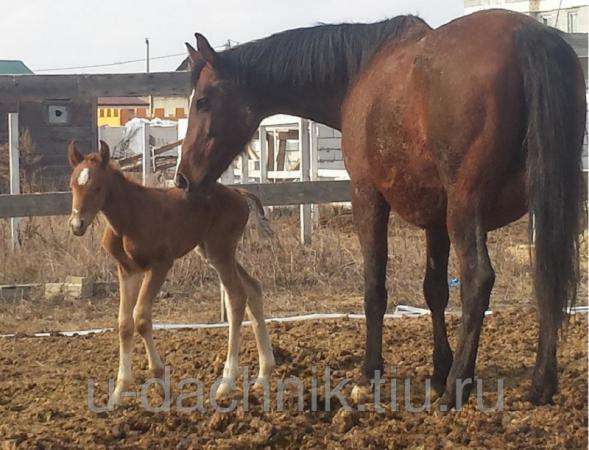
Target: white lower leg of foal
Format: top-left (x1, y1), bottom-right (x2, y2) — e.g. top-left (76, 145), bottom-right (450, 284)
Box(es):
top-left (113, 329), bottom-right (134, 404)
top-left (217, 293), bottom-right (245, 398)
top-left (142, 334), bottom-right (164, 378)
top-left (246, 301), bottom-right (275, 385)
top-left (113, 270), bottom-right (142, 404)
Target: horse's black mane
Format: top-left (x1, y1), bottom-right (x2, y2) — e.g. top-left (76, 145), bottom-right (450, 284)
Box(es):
top-left (189, 15), bottom-right (428, 89)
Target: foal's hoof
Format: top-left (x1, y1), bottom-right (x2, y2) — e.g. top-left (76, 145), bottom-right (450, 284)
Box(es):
top-left (253, 378), bottom-right (270, 393)
top-left (150, 366), bottom-right (165, 379)
top-left (111, 386), bottom-right (132, 407)
top-left (350, 384), bottom-right (372, 405)
top-left (215, 380), bottom-right (235, 400)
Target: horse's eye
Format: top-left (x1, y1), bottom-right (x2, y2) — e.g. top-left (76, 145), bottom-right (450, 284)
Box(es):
top-left (196, 97), bottom-right (209, 111)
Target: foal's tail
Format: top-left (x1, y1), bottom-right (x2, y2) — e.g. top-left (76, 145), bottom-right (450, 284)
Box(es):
top-left (515, 22), bottom-right (586, 327)
top-left (239, 190), bottom-right (274, 239)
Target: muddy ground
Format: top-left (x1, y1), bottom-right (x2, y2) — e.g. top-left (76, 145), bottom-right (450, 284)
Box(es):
top-left (0, 309), bottom-right (586, 449)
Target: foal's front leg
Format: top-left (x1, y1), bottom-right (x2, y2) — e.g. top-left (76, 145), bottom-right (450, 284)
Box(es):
top-left (113, 265), bottom-right (143, 404)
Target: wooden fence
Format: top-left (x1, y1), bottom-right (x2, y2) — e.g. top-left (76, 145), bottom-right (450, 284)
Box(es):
top-left (0, 180), bottom-right (351, 219)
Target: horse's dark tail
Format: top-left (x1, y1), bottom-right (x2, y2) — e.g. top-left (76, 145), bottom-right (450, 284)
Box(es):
top-left (515, 22), bottom-right (586, 329)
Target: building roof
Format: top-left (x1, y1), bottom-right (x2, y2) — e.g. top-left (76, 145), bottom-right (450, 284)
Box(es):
top-left (98, 97), bottom-right (149, 107)
top-left (0, 60), bottom-right (33, 75)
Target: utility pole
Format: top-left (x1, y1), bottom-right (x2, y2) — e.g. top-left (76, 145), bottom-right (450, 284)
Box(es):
top-left (145, 38), bottom-right (153, 117)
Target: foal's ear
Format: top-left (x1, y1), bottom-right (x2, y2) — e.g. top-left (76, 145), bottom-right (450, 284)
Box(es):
top-left (98, 140), bottom-right (110, 166)
top-left (68, 141), bottom-right (84, 168)
top-left (194, 33), bottom-right (217, 66)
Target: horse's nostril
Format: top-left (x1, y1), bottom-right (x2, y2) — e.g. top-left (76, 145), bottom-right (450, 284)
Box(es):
top-left (175, 173), bottom-right (189, 191)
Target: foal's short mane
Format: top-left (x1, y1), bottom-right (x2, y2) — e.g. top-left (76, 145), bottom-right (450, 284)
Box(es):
top-left (191, 15), bottom-right (428, 89)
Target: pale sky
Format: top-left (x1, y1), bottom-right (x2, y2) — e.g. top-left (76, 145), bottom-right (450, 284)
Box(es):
top-left (0, 1), bottom-right (464, 74)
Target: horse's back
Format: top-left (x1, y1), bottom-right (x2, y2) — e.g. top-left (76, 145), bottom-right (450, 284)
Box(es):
top-left (341, 9), bottom-right (569, 230)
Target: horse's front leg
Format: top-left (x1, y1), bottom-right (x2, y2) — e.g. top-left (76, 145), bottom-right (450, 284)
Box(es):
top-left (113, 265), bottom-right (143, 405)
top-left (350, 184), bottom-right (390, 401)
top-left (423, 227), bottom-right (453, 395)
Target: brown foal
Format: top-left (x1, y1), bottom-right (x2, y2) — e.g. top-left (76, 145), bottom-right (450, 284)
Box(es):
top-left (68, 140), bottom-right (275, 404)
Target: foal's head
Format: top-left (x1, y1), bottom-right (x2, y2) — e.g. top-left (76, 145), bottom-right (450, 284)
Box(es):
top-left (68, 140), bottom-right (113, 236)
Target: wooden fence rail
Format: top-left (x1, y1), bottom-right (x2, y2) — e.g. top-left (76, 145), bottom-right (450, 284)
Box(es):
top-left (0, 180), bottom-right (351, 219)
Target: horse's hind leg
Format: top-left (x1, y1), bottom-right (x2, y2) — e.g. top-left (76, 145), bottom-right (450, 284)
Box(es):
top-left (530, 301), bottom-right (559, 404)
top-left (350, 184), bottom-right (390, 398)
top-left (133, 262), bottom-right (171, 379)
top-left (113, 265), bottom-right (143, 404)
top-left (423, 227), bottom-right (453, 395)
top-left (237, 262), bottom-right (275, 387)
top-left (443, 212), bottom-right (495, 409)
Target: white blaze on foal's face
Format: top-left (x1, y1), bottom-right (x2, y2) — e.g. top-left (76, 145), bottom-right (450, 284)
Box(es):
top-left (77, 167), bottom-right (90, 186)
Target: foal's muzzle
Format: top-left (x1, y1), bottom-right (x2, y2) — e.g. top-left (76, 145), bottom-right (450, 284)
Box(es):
top-left (69, 215), bottom-right (87, 236)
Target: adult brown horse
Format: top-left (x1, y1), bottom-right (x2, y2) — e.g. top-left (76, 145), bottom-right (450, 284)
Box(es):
top-left (175, 10), bottom-right (586, 407)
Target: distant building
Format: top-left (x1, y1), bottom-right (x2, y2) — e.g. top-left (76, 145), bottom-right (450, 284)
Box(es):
top-left (151, 96), bottom-right (189, 121)
top-left (97, 97), bottom-right (150, 126)
top-left (464, 1), bottom-right (588, 32)
top-left (0, 60), bottom-right (33, 75)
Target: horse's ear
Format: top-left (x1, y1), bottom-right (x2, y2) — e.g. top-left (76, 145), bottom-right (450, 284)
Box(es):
top-left (68, 140), bottom-right (83, 168)
top-left (185, 42), bottom-right (201, 69)
top-left (194, 33), bottom-right (217, 66)
top-left (98, 140), bottom-right (110, 166)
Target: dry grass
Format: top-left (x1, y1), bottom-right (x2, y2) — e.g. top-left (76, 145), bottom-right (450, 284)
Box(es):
top-left (0, 206), bottom-right (587, 333)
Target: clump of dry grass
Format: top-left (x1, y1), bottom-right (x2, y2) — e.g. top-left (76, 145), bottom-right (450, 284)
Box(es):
top-left (0, 206), bottom-right (586, 333)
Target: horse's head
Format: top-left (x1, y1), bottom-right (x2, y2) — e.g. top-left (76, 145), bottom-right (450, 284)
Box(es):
top-left (175, 33), bottom-right (262, 194)
top-left (68, 140), bottom-right (112, 236)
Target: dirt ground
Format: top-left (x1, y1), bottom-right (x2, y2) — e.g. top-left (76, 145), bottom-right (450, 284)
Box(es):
top-left (0, 309), bottom-right (586, 449)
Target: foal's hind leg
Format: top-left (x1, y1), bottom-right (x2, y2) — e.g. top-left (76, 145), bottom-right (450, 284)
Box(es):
top-left (237, 263), bottom-right (275, 387)
top-left (208, 256), bottom-right (248, 398)
top-left (133, 262), bottom-right (171, 379)
top-left (350, 184), bottom-right (390, 399)
top-left (442, 213), bottom-right (495, 409)
top-left (423, 227), bottom-right (453, 395)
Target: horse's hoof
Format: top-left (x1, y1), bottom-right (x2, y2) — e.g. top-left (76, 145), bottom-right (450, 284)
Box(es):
top-left (350, 384), bottom-right (371, 404)
top-left (528, 386), bottom-right (556, 405)
top-left (431, 375), bottom-right (447, 397)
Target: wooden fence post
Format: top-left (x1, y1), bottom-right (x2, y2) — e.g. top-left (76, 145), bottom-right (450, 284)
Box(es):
top-left (259, 126), bottom-right (268, 183)
top-left (241, 152), bottom-right (249, 183)
top-left (299, 118), bottom-right (312, 244)
top-left (9, 113), bottom-right (21, 250)
top-left (141, 122), bottom-right (153, 186)
top-left (309, 121), bottom-right (320, 227)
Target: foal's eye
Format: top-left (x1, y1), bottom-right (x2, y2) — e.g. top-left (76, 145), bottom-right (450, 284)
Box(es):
top-left (196, 97), bottom-right (209, 111)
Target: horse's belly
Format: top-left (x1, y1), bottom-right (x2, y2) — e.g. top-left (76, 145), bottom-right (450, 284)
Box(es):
top-left (377, 164), bottom-right (446, 228)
